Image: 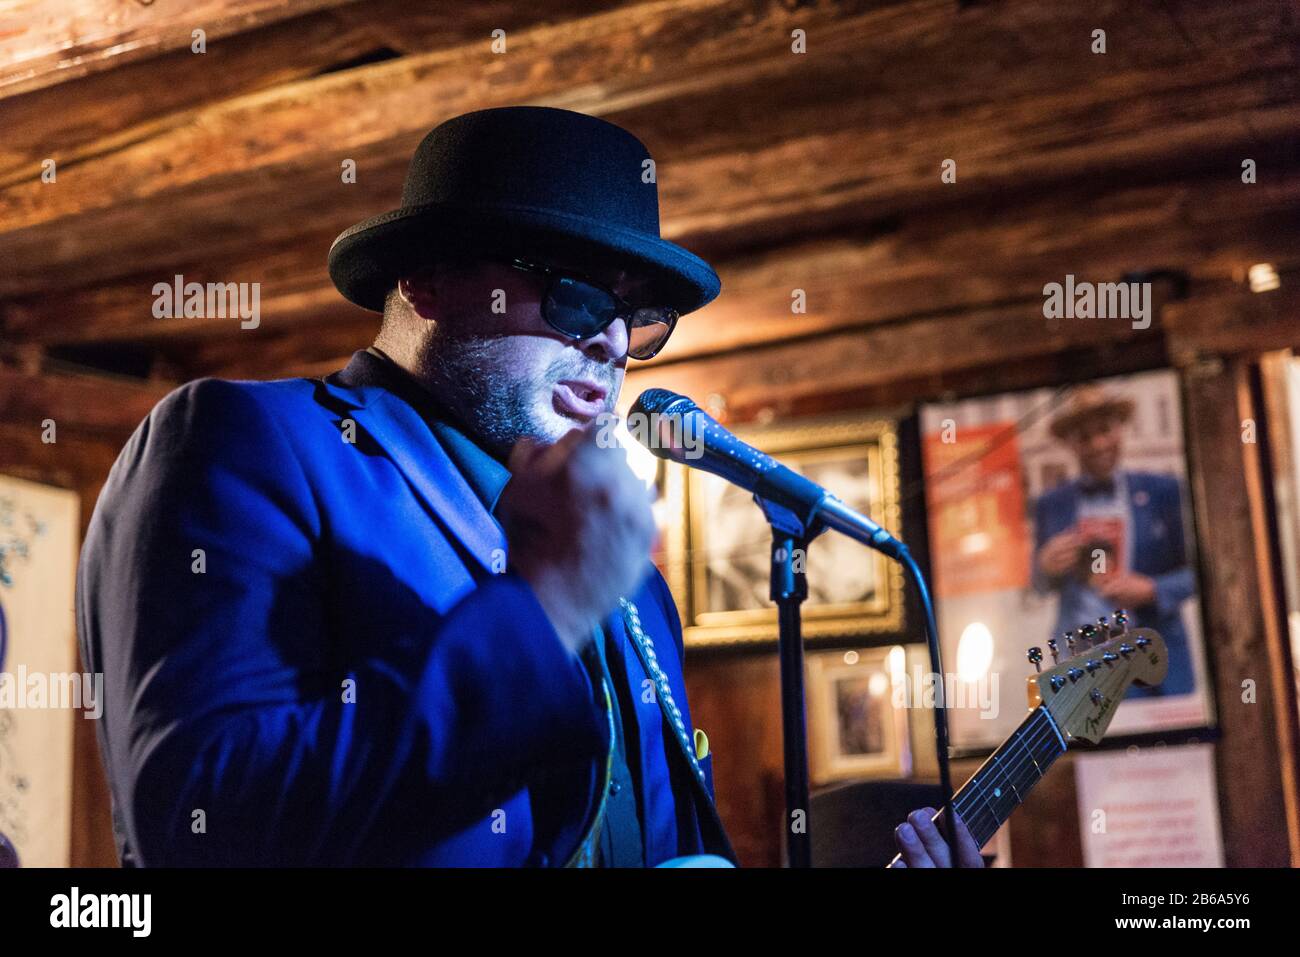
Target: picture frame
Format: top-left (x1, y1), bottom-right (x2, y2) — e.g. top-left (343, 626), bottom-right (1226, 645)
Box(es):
top-left (917, 368), bottom-right (1215, 747)
top-left (661, 413), bottom-right (905, 649)
top-left (805, 646), bottom-right (912, 784)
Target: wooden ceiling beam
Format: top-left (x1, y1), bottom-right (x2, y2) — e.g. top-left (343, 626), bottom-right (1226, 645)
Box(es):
top-left (7, 167), bottom-right (1297, 363)
top-left (1164, 281), bottom-right (1300, 364)
top-left (0, 364), bottom-right (171, 438)
top-left (620, 277), bottom-right (1300, 418)
top-left (0, 0), bottom-right (635, 176)
top-left (621, 298), bottom-right (1156, 415)
top-left (1, 0), bottom-right (1294, 298)
top-left (0, 0), bottom-right (359, 98)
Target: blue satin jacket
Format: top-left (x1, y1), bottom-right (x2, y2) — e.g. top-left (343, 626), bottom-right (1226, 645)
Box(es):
top-left (76, 350), bottom-right (734, 866)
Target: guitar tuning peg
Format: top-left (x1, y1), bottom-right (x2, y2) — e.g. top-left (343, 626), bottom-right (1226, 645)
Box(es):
top-left (1027, 647), bottom-right (1043, 673)
top-left (1063, 630), bottom-right (1078, 653)
top-left (1097, 615), bottom-right (1111, 638)
top-left (1047, 637), bottom-right (1060, 665)
top-left (1080, 623), bottom-right (1099, 646)
top-left (1112, 609), bottom-right (1128, 634)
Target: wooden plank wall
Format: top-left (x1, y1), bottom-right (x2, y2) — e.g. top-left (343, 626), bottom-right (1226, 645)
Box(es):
top-left (1, 0), bottom-right (1297, 866)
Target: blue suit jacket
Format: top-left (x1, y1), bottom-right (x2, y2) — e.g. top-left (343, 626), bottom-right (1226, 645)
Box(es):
top-left (1031, 471), bottom-right (1197, 696)
top-left (76, 351), bottom-right (734, 866)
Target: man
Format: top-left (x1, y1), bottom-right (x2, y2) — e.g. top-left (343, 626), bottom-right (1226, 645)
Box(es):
top-left (1032, 385), bottom-right (1196, 696)
top-left (78, 106), bottom-right (972, 867)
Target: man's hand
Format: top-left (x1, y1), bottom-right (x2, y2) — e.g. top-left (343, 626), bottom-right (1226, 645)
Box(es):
top-left (1095, 571), bottom-right (1156, 608)
top-left (891, 807), bottom-right (984, 868)
top-left (1037, 528), bottom-right (1083, 578)
top-left (498, 422), bottom-right (657, 655)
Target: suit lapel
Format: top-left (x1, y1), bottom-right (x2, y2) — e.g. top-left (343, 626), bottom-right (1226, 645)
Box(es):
top-left (614, 597), bottom-right (738, 864)
top-left (314, 371), bottom-right (507, 577)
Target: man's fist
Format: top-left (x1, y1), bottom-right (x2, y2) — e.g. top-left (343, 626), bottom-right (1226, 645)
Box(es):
top-left (498, 422), bottom-right (657, 655)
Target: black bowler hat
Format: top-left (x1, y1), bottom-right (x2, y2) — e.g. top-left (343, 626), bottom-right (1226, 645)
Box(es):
top-left (328, 106), bottom-right (721, 315)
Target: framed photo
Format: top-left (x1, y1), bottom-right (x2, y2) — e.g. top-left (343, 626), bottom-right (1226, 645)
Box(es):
top-left (662, 413), bottom-right (905, 648)
top-left (0, 474), bottom-right (80, 867)
top-left (918, 369), bottom-right (1214, 747)
top-left (806, 646), bottom-right (911, 783)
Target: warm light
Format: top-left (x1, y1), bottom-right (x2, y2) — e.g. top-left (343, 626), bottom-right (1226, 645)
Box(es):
top-left (956, 622), bottom-right (995, 681)
top-left (868, 672), bottom-right (889, 696)
top-left (1249, 262), bottom-right (1280, 293)
top-left (842, 650), bottom-right (860, 665)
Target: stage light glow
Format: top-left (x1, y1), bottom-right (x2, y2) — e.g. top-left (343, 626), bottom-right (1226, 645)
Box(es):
top-left (614, 417), bottom-right (660, 488)
top-left (957, 622), bottom-right (995, 681)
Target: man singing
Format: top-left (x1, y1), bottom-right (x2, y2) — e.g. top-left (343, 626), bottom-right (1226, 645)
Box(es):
top-left (77, 106), bottom-right (973, 867)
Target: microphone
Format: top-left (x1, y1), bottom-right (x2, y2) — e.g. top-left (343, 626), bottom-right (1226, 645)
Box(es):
top-left (629, 389), bottom-right (908, 560)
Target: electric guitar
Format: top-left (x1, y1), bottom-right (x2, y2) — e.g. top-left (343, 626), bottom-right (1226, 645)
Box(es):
top-left (889, 613), bottom-right (1168, 866)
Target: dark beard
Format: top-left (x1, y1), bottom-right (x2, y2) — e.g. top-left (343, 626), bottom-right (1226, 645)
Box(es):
top-left (422, 332), bottom-right (617, 457)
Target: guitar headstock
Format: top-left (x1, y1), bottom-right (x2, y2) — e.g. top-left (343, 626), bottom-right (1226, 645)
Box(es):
top-left (1026, 611), bottom-right (1167, 745)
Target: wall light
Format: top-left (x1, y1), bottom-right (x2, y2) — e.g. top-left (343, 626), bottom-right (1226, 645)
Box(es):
top-left (1249, 262), bottom-right (1280, 293)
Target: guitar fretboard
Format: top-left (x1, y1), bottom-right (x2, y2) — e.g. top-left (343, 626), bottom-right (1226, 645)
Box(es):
top-left (948, 706), bottom-right (1068, 849)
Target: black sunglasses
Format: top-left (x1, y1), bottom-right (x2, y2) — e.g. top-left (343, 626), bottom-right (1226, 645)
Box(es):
top-left (508, 258), bottom-right (678, 360)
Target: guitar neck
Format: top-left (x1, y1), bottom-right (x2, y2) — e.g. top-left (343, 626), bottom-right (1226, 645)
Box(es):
top-left (946, 706), bottom-right (1069, 849)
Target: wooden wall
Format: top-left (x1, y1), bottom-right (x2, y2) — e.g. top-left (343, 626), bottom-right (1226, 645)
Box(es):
top-left (1, 0), bottom-right (1298, 866)
top-left (678, 321), bottom-right (1300, 867)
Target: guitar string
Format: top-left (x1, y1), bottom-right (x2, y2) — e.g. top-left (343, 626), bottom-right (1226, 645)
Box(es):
top-left (951, 658), bottom-right (1128, 845)
top-left (955, 647), bottom-right (1132, 818)
top-left (950, 710), bottom-right (1067, 845)
top-left (952, 716), bottom-right (1055, 840)
top-left (957, 695), bottom-right (1095, 833)
top-left (952, 728), bottom-right (1057, 846)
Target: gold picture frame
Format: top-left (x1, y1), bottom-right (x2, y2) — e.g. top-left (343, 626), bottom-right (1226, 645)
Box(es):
top-left (806, 646), bottom-right (912, 783)
top-left (661, 413), bottom-right (904, 649)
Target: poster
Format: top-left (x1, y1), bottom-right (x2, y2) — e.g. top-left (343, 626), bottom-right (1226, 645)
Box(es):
top-left (0, 474), bottom-right (81, 867)
top-left (920, 370), bottom-right (1213, 748)
top-left (1074, 743), bottom-right (1225, 867)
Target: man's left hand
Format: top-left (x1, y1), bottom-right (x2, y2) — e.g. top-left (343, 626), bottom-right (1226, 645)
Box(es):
top-left (892, 808), bottom-right (984, 868)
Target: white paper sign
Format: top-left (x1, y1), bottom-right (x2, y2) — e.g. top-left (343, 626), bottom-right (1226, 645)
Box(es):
top-left (1075, 742), bottom-right (1224, 867)
top-left (0, 474), bottom-right (81, 867)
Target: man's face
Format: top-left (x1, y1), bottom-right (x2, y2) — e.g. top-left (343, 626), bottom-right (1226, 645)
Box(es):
top-left (400, 259), bottom-right (650, 453)
top-left (1066, 416), bottom-right (1124, 481)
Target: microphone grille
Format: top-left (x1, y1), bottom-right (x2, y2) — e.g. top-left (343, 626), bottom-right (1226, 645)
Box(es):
top-left (631, 388), bottom-right (696, 418)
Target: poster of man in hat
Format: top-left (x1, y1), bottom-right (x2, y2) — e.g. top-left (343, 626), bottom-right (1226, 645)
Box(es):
top-left (1031, 383), bottom-right (1198, 699)
top-left (920, 369), bottom-right (1210, 748)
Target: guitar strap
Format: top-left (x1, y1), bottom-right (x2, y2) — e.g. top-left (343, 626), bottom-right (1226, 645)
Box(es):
top-left (618, 599), bottom-right (738, 865)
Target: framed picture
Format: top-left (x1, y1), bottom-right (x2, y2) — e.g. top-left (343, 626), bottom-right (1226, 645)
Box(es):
top-left (806, 646), bottom-right (911, 783)
top-left (918, 368), bottom-right (1214, 747)
top-left (0, 474), bottom-right (80, 867)
top-left (661, 413), bottom-right (905, 648)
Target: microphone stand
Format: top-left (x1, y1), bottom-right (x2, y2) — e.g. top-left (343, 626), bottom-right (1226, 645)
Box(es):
top-left (629, 389), bottom-right (956, 867)
top-left (756, 494), bottom-right (957, 869)
top-left (756, 496), bottom-right (826, 869)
